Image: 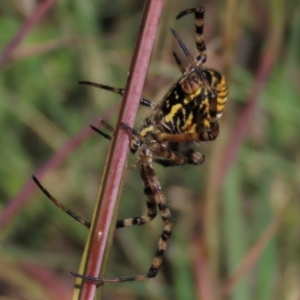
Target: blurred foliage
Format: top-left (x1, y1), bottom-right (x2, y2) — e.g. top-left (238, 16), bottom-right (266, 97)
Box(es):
top-left (1, 0), bottom-right (300, 299)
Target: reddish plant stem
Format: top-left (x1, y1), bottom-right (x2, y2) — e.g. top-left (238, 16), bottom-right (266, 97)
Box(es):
top-left (216, 27), bottom-right (281, 189)
top-left (74, 1), bottom-right (165, 299)
top-left (193, 4), bottom-right (283, 299)
top-left (0, 0), bottom-right (56, 68)
top-left (215, 6), bottom-right (284, 298)
top-left (21, 262), bottom-right (72, 299)
top-left (221, 209), bottom-right (285, 297)
top-left (0, 109), bottom-right (116, 231)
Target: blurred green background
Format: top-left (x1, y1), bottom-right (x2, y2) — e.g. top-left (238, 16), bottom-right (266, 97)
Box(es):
top-left (1, 0), bottom-right (300, 299)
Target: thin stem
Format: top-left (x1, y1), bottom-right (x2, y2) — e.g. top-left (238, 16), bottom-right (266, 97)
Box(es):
top-left (72, 1), bottom-right (166, 299)
top-left (0, 0), bottom-right (57, 68)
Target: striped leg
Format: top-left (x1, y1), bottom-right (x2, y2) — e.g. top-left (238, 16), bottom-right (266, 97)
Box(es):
top-left (176, 7), bottom-right (207, 66)
top-left (170, 27), bottom-right (215, 97)
top-left (32, 175), bottom-right (91, 228)
top-left (32, 175), bottom-right (157, 230)
top-left (153, 148), bottom-right (205, 167)
top-left (154, 123), bottom-right (220, 144)
top-left (172, 51), bottom-right (186, 74)
top-left (150, 141), bottom-right (205, 167)
top-left (117, 167), bottom-right (157, 228)
top-left (78, 81), bottom-right (156, 109)
top-left (71, 146), bottom-right (172, 282)
top-left (138, 151), bottom-right (172, 280)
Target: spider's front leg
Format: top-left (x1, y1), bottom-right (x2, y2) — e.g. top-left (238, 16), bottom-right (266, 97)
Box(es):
top-left (172, 51), bottom-right (186, 74)
top-left (79, 81), bottom-right (157, 109)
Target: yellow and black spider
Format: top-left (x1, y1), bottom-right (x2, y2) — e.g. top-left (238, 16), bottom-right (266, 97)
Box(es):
top-left (32, 6), bottom-right (228, 283)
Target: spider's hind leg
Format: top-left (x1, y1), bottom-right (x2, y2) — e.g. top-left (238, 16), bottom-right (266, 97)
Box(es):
top-left (152, 142), bottom-right (205, 167)
top-left (153, 148), bottom-right (205, 167)
top-left (72, 145), bottom-right (171, 283)
top-left (176, 6), bottom-right (207, 67)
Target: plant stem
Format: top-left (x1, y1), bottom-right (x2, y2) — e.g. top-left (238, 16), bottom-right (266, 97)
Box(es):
top-left (72, 1), bottom-right (166, 299)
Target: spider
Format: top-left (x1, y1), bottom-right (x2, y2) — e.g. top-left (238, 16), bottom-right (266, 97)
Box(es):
top-left (32, 6), bottom-right (228, 283)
